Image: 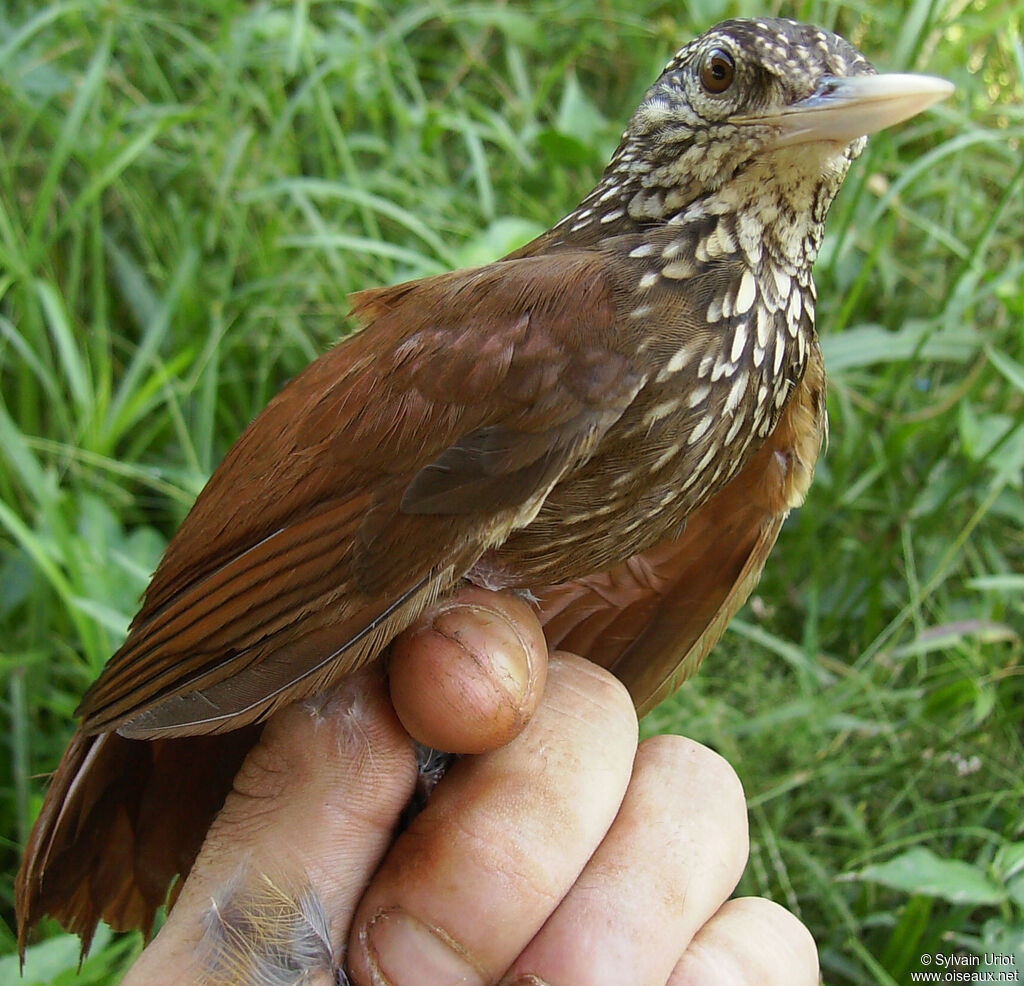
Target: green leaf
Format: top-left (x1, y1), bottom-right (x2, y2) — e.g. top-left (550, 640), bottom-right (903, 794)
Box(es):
top-left (977, 918), bottom-right (1024, 974)
top-left (537, 128), bottom-right (597, 166)
top-left (555, 72), bottom-right (609, 146)
top-left (858, 849), bottom-right (1006, 905)
top-left (986, 344), bottom-right (1024, 396)
top-left (452, 217), bottom-right (545, 267)
top-left (881, 895), bottom-right (934, 980)
top-left (823, 322), bottom-right (978, 372)
top-left (0, 926), bottom-right (115, 985)
top-left (34, 279), bottom-right (91, 414)
top-left (995, 843), bottom-right (1024, 908)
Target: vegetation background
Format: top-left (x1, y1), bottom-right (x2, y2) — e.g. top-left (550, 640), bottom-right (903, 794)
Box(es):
top-left (0, 0), bottom-right (1021, 982)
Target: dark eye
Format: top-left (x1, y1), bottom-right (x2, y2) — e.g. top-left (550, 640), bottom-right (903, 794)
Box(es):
top-left (700, 48), bottom-right (735, 94)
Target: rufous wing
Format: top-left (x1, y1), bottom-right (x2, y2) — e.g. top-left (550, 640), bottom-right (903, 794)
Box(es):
top-left (76, 251), bottom-right (644, 739)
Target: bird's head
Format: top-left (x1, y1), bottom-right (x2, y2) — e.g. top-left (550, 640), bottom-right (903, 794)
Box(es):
top-left (567, 18), bottom-right (951, 248)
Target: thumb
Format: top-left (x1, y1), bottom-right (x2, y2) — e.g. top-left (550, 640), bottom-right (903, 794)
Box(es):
top-left (388, 586), bottom-right (549, 755)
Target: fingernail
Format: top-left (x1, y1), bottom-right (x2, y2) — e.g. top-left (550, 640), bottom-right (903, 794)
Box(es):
top-left (506, 976), bottom-right (553, 985)
top-left (432, 602), bottom-right (534, 703)
top-left (362, 906), bottom-right (486, 986)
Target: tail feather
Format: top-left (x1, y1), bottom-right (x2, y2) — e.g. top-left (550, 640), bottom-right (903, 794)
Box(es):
top-left (16, 727), bottom-right (258, 958)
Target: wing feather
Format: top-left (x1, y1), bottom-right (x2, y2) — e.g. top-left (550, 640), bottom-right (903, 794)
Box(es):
top-left (76, 251), bottom-right (643, 737)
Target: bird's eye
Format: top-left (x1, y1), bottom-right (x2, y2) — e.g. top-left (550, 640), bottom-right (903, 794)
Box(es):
top-left (700, 49), bottom-right (735, 94)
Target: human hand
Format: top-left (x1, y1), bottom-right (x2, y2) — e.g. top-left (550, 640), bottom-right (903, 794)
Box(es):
top-left (122, 587), bottom-right (817, 985)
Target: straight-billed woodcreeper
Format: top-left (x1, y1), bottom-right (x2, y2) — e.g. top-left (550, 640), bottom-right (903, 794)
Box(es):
top-left (16, 17), bottom-right (952, 953)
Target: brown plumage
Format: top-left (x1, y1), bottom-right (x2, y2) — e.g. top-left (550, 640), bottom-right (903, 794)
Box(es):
top-left (16, 17), bottom-right (952, 956)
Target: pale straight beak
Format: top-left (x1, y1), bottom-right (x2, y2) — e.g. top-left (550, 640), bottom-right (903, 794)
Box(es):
top-left (738, 73), bottom-right (955, 147)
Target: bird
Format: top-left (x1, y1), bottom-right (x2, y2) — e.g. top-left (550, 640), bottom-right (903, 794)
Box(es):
top-left (16, 16), bottom-right (952, 957)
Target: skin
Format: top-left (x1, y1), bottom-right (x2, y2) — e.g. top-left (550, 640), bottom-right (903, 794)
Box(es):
top-left (122, 588), bottom-right (818, 986)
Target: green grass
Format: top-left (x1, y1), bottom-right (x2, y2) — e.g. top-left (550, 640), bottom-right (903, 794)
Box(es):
top-left (1, 1), bottom-right (1021, 982)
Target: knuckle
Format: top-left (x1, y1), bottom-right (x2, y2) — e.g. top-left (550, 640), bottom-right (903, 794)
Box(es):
top-left (230, 741), bottom-right (294, 802)
top-left (548, 653), bottom-right (638, 747)
top-left (641, 733), bottom-right (745, 808)
top-left (724, 897), bottom-right (820, 982)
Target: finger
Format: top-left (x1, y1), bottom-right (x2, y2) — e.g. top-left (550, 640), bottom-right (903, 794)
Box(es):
top-left (389, 585), bottom-right (548, 753)
top-left (668, 897), bottom-right (819, 986)
top-left (505, 735), bottom-right (749, 986)
top-left (123, 670), bottom-right (416, 986)
top-left (346, 654), bottom-right (639, 986)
